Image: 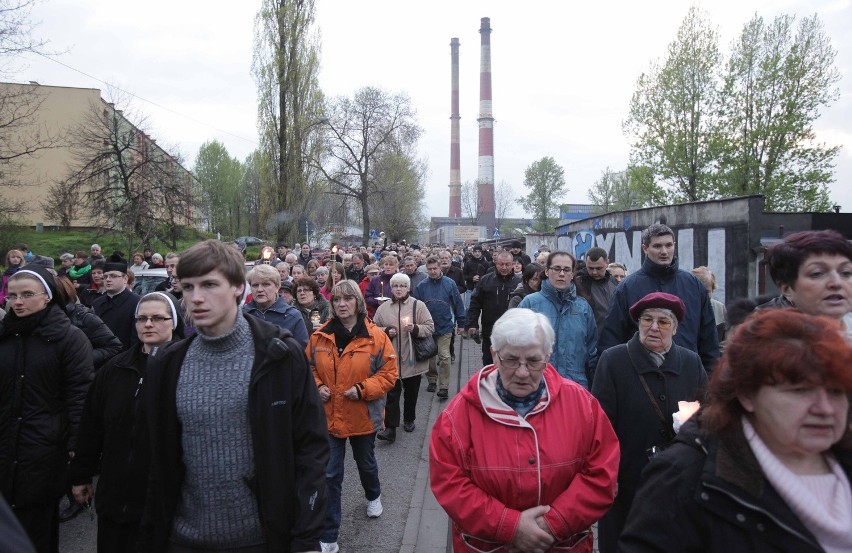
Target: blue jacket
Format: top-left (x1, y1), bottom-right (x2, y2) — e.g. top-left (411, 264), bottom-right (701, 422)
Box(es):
top-left (598, 256), bottom-right (720, 372)
top-left (518, 279), bottom-right (597, 388)
top-left (243, 298), bottom-right (309, 348)
top-left (415, 275), bottom-right (466, 335)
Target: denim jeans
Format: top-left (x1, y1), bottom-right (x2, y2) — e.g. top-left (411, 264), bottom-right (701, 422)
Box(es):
top-left (322, 434), bottom-right (382, 543)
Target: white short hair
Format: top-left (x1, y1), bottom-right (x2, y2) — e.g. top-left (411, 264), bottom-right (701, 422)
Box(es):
top-left (490, 308), bottom-right (555, 356)
top-left (390, 272), bottom-right (410, 287)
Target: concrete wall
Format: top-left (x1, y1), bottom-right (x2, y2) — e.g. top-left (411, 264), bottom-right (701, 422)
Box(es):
top-left (556, 195), bottom-right (852, 304)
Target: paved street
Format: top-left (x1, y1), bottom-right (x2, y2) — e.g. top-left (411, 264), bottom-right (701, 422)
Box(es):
top-left (59, 334), bottom-right (601, 552)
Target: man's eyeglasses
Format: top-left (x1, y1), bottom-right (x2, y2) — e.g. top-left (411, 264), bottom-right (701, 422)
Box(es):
top-left (548, 266), bottom-right (573, 274)
top-left (134, 316), bottom-right (172, 324)
top-left (103, 273), bottom-right (125, 280)
top-left (7, 292), bottom-right (46, 301)
top-left (638, 315), bottom-right (673, 329)
top-left (495, 352), bottom-right (547, 372)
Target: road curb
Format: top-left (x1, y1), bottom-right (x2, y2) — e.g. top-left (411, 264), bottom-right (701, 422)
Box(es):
top-left (400, 336), bottom-right (473, 552)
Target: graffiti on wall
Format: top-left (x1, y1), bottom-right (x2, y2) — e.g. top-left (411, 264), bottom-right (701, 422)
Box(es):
top-left (565, 227), bottom-right (728, 302)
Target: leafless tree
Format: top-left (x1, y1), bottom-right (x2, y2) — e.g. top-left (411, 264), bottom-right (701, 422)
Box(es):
top-left (460, 180), bottom-right (481, 224)
top-left (317, 86), bottom-right (422, 244)
top-left (40, 180), bottom-right (79, 230)
top-left (61, 92), bottom-right (194, 250)
top-left (494, 179), bottom-right (515, 231)
top-left (0, 1), bottom-right (59, 216)
top-left (0, 84), bottom-right (59, 215)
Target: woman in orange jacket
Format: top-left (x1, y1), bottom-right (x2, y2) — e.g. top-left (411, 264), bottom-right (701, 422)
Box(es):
top-left (306, 279), bottom-right (398, 553)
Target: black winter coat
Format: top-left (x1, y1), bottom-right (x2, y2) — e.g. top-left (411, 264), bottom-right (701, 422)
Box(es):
top-left (138, 315), bottom-right (329, 553)
top-left (0, 304), bottom-right (94, 508)
top-left (592, 333), bottom-right (707, 494)
top-left (573, 268), bottom-right (617, 339)
top-left (92, 287), bottom-right (140, 350)
top-left (620, 414), bottom-right (852, 553)
top-left (466, 271), bottom-right (520, 337)
top-left (599, 256), bottom-right (720, 372)
top-left (508, 281), bottom-right (535, 309)
top-left (462, 256), bottom-right (490, 290)
top-left (442, 265), bottom-right (466, 295)
top-left (68, 343), bottom-right (151, 524)
top-left (65, 303), bottom-right (123, 369)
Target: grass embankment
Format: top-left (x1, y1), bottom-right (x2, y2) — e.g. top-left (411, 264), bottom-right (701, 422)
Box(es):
top-left (0, 227), bottom-right (217, 271)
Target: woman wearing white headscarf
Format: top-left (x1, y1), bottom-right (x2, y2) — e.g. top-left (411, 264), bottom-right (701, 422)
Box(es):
top-left (0, 266), bottom-right (94, 553)
top-left (69, 292), bottom-right (184, 552)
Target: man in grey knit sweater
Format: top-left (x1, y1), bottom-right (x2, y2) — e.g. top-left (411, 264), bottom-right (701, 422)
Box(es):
top-left (139, 240), bottom-right (329, 553)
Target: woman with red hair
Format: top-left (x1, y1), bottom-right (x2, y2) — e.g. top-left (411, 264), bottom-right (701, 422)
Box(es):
top-left (620, 309), bottom-right (852, 552)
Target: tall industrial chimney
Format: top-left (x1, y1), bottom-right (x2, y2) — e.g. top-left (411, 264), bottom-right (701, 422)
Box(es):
top-left (477, 17), bottom-right (496, 231)
top-left (448, 37), bottom-right (462, 218)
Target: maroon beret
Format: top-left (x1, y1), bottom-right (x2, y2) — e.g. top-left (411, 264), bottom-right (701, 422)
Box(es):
top-left (629, 292), bottom-right (686, 322)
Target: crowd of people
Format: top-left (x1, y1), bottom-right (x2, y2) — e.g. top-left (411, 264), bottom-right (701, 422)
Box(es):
top-left (0, 225), bottom-right (850, 553)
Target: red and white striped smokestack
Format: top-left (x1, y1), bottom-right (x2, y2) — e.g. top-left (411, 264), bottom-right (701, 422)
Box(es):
top-left (448, 37), bottom-right (461, 218)
top-left (477, 17), bottom-right (496, 231)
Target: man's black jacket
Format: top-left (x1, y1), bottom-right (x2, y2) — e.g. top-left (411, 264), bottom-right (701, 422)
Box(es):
top-left (466, 271), bottom-right (521, 337)
top-left (138, 315), bottom-right (329, 552)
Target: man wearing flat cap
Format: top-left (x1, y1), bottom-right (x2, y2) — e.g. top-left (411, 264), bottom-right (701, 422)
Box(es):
top-left (591, 291), bottom-right (707, 553)
top-left (599, 223), bottom-right (720, 371)
top-left (92, 262), bottom-right (140, 350)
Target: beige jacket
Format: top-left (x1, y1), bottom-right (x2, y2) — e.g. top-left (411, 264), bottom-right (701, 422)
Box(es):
top-left (374, 295), bottom-right (435, 378)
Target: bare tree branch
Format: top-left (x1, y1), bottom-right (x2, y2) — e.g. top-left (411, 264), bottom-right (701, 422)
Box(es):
top-left (60, 90), bottom-right (196, 250)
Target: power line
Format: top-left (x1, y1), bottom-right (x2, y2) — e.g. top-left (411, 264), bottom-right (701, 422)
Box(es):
top-left (26, 51), bottom-right (258, 147)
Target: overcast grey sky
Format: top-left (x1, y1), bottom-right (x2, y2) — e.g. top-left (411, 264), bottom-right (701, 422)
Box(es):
top-left (17, 0), bottom-right (852, 220)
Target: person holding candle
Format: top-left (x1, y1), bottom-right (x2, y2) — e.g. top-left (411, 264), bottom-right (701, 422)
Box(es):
top-left (293, 277), bottom-right (331, 335)
top-left (620, 308), bottom-right (852, 553)
top-left (591, 291), bottom-right (707, 553)
top-left (373, 273), bottom-right (435, 441)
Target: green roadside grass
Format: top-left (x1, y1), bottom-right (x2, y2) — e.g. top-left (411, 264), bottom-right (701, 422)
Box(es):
top-left (0, 227), bottom-right (221, 271)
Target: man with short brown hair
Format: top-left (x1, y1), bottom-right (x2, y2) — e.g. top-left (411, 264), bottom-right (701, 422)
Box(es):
top-left (599, 224), bottom-right (720, 372)
top-left (573, 247), bottom-right (617, 339)
top-left (139, 240), bottom-right (328, 552)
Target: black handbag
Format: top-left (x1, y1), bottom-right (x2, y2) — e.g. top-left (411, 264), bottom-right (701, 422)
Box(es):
top-left (412, 300), bottom-right (437, 361)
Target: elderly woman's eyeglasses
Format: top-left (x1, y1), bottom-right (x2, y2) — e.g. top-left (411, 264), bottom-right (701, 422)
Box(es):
top-left (391, 284), bottom-right (409, 288)
top-left (638, 315), bottom-right (673, 329)
top-left (495, 352), bottom-right (547, 372)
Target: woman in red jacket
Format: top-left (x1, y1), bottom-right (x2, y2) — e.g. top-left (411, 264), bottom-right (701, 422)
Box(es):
top-left (430, 308), bottom-right (619, 552)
